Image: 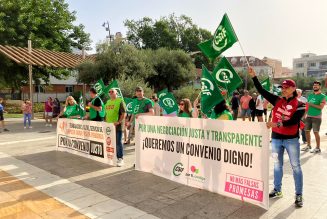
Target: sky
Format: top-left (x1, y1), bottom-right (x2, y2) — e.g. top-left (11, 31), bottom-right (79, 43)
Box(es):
top-left (66, 0), bottom-right (327, 68)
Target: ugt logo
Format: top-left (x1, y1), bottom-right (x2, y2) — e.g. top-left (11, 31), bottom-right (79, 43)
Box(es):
top-left (173, 162), bottom-right (184, 176)
top-left (213, 26), bottom-right (227, 51)
top-left (216, 68), bottom-right (233, 84)
top-left (201, 78), bottom-right (214, 96)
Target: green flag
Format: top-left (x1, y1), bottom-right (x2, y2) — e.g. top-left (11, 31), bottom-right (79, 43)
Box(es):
top-left (198, 14), bottom-right (238, 59)
top-left (212, 57), bottom-right (242, 95)
top-left (107, 80), bottom-right (123, 99)
top-left (260, 77), bottom-right (271, 91)
top-left (78, 92), bottom-right (86, 117)
top-left (94, 79), bottom-right (106, 96)
top-left (157, 88), bottom-right (179, 114)
top-left (124, 97), bottom-right (134, 114)
top-left (201, 65), bottom-right (224, 115)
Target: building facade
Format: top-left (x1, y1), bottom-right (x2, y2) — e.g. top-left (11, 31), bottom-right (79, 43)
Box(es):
top-left (293, 53), bottom-right (327, 79)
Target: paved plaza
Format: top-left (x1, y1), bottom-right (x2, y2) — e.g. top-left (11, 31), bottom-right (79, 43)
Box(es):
top-left (1, 109), bottom-right (327, 218)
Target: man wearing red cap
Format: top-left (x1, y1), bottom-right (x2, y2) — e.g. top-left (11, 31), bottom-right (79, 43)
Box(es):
top-left (248, 67), bottom-right (305, 208)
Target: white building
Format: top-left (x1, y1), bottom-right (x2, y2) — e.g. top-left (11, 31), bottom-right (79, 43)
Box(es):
top-left (293, 53), bottom-right (327, 79)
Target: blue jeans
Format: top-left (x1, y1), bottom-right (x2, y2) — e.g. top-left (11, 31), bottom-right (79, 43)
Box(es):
top-left (116, 130), bottom-right (123, 159)
top-left (24, 113), bottom-right (31, 127)
top-left (272, 138), bottom-right (303, 195)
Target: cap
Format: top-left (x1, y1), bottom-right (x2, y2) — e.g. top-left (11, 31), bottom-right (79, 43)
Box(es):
top-left (281, 79), bottom-right (296, 88)
top-left (135, 86), bottom-right (143, 91)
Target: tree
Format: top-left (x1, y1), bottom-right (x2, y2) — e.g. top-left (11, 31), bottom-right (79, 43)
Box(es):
top-left (0, 0), bottom-right (91, 89)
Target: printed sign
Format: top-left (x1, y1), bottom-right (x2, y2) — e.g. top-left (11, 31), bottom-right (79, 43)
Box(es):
top-left (56, 118), bottom-right (116, 165)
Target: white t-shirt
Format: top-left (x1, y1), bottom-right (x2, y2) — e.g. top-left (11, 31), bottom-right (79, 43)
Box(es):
top-left (298, 96), bottom-right (307, 104)
top-left (256, 95), bottom-right (264, 110)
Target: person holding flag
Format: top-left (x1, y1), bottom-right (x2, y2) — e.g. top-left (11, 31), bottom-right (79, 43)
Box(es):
top-left (78, 92), bottom-right (86, 119)
top-left (56, 96), bottom-right (81, 119)
top-left (248, 67), bottom-right (305, 208)
top-left (87, 88), bottom-right (105, 122)
top-left (105, 89), bottom-right (126, 167)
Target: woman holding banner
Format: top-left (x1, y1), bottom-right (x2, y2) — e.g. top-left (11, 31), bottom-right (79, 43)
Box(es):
top-left (248, 67), bottom-right (305, 208)
top-left (57, 96), bottom-right (81, 119)
top-left (178, 98), bottom-right (193, 118)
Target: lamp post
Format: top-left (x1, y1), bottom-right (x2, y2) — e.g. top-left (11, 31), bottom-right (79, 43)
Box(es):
top-left (102, 21), bottom-right (113, 43)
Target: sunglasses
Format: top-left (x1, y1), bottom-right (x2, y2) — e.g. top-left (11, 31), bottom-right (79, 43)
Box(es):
top-left (135, 90), bottom-right (142, 92)
top-left (179, 103), bottom-right (184, 106)
top-left (109, 90), bottom-right (114, 93)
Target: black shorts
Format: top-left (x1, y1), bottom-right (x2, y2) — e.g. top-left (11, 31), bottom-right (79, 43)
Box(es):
top-left (256, 110), bottom-right (264, 117)
top-left (263, 109), bottom-right (267, 115)
top-left (0, 111), bottom-right (4, 121)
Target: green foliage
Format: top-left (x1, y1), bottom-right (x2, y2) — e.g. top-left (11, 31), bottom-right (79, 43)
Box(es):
top-left (173, 85), bottom-right (199, 103)
top-left (33, 102), bottom-right (44, 113)
top-left (0, 0), bottom-right (91, 89)
top-left (117, 74), bottom-right (153, 98)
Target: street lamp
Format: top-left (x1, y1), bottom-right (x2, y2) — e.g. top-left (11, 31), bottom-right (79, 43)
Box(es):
top-left (102, 21), bottom-right (113, 43)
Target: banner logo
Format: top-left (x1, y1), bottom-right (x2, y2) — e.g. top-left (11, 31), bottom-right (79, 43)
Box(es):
top-left (106, 127), bottom-right (111, 135)
top-left (213, 26), bottom-right (228, 51)
top-left (173, 162), bottom-right (184, 176)
top-left (163, 98), bottom-right (175, 108)
top-left (201, 78), bottom-right (214, 96)
top-left (216, 68), bottom-right (233, 84)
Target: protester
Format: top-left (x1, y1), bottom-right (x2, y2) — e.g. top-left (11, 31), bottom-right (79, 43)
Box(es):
top-left (151, 94), bottom-right (161, 116)
top-left (178, 98), bottom-right (193, 118)
top-left (302, 81), bottom-right (326, 153)
top-left (105, 89), bottom-right (126, 167)
top-left (125, 87), bottom-right (154, 143)
top-left (263, 99), bottom-right (269, 122)
top-left (296, 89), bottom-right (307, 144)
top-left (87, 88), bottom-right (105, 121)
top-left (57, 96), bottom-right (81, 119)
top-left (53, 98), bottom-right (61, 118)
top-left (44, 97), bottom-right (53, 127)
top-left (240, 90), bottom-right (252, 121)
top-left (231, 91), bottom-right (240, 120)
top-left (249, 93), bottom-right (257, 122)
top-left (22, 99), bottom-right (32, 129)
top-left (256, 94), bottom-right (264, 122)
top-left (249, 67), bottom-right (305, 208)
top-left (192, 97), bottom-right (204, 118)
top-left (210, 100), bottom-right (233, 120)
top-left (0, 98), bottom-right (9, 132)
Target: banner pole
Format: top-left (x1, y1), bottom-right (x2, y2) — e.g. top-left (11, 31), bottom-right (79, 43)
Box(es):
top-left (238, 41), bottom-right (251, 68)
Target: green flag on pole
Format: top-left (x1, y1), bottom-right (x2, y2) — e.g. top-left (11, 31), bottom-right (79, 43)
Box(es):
top-left (124, 97), bottom-right (134, 114)
top-left (212, 57), bottom-right (242, 95)
top-left (107, 80), bottom-right (123, 99)
top-left (78, 92), bottom-right (86, 118)
top-left (201, 65), bottom-right (224, 115)
top-left (157, 88), bottom-right (179, 114)
top-left (94, 79), bottom-right (106, 97)
top-left (260, 77), bottom-right (271, 91)
top-left (198, 13), bottom-right (238, 59)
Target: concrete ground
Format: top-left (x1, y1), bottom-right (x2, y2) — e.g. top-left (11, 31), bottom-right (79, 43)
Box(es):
top-left (0, 109), bottom-right (327, 219)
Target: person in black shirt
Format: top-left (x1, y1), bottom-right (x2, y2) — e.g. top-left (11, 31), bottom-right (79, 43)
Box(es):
top-left (231, 91), bottom-right (240, 120)
top-left (88, 88), bottom-right (104, 121)
top-left (249, 93), bottom-right (257, 122)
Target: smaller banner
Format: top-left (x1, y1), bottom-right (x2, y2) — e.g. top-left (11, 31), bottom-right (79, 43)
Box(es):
top-left (56, 118), bottom-right (116, 165)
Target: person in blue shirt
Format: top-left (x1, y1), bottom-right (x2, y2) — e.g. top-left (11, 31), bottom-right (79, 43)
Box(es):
top-left (0, 98), bottom-right (9, 132)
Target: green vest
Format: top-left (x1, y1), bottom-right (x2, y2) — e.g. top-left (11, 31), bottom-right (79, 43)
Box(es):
top-left (178, 111), bottom-right (192, 118)
top-left (64, 104), bottom-right (79, 118)
top-left (90, 96), bottom-right (105, 119)
top-left (307, 93), bottom-right (326, 117)
top-left (105, 98), bottom-right (122, 123)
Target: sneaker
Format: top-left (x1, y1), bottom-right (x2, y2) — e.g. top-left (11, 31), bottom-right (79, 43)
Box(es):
top-left (29, 126), bottom-right (33, 129)
top-left (3, 128), bottom-right (9, 132)
top-left (310, 148), bottom-right (321, 153)
top-left (124, 140), bottom-right (130, 145)
top-left (295, 195), bottom-right (303, 207)
top-left (269, 189), bottom-right (283, 198)
top-left (49, 124), bottom-right (52, 127)
top-left (24, 127), bottom-right (27, 129)
top-left (117, 158), bottom-right (124, 167)
top-left (301, 145), bottom-right (311, 151)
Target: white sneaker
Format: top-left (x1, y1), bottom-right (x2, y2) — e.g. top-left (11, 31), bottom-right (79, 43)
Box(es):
top-left (29, 126), bottom-right (33, 129)
top-left (49, 124), bottom-right (52, 127)
top-left (310, 148), bottom-right (321, 153)
top-left (24, 127), bottom-right (27, 129)
top-left (117, 158), bottom-right (124, 167)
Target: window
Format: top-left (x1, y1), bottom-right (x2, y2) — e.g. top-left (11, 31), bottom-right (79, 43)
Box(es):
top-left (35, 85), bottom-right (45, 93)
top-left (319, 61), bottom-right (327, 67)
top-left (296, 63), bottom-right (304, 68)
top-left (65, 85), bottom-right (74, 93)
top-left (309, 62), bottom-right (316, 67)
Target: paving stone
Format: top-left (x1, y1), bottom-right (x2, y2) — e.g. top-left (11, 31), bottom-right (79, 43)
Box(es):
top-left (154, 200), bottom-right (200, 219)
top-left (99, 206), bottom-right (147, 219)
top-left (79, 198), bottom-right (127, 218)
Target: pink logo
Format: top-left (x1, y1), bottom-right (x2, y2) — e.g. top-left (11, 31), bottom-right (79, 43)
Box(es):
top-left (190, 166), bottom-right (200, 174)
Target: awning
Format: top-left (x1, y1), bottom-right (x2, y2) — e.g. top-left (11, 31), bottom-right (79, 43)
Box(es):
top-left (0, 45), bottom-right (95, 68)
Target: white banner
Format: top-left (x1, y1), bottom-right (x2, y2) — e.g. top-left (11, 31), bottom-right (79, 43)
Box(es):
top-left (56, 118), bottom-right (116, 165)
top-left (135, 116), bottom-right (270, 209)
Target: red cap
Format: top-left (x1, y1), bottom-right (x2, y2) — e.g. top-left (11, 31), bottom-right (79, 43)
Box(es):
top-left (281, 79), bottom-right (296, 88)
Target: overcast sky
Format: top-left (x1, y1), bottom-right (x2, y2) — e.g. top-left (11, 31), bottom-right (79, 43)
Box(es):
top-left (66, 0), bottom-right (327, 68)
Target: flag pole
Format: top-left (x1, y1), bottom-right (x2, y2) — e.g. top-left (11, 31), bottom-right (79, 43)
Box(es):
top-left (238, 41), bottom-right (250, 68)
